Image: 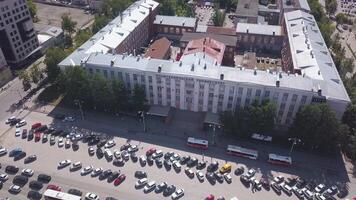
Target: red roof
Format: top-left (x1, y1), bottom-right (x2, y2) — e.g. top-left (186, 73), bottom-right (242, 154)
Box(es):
top-left (183, 37), bottom-right (225, 64)
top-left (144, 37), bottom-right (171, 59)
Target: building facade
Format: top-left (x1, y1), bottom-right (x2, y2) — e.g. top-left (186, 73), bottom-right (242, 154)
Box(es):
top-left (0, 0), bottom-right (39, 67)
top-left (0, 47), bottom-right (12, 87)
top-left (153, 15), bottom-right (197, 41)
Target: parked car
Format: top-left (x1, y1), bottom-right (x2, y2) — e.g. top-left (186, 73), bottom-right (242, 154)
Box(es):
top-left (58, 159), bottom-right (71, 169)
top-left (85, 192), bottom-right (99, 200)
top-left (315, 184), bottom-right (326, 193)
top-left (207, 161), bottom-right (219, 172)
top-left (22, 129), bottom-right (27, 139)
top-left (27, 190), bottom-right (42, 199)
top-left (186, 157), bottom-right (198, 167)
top-left (96, 148), bottom-right (104, 158)
top-left (206, 172), bottom-right (216, 184)
top-left (134, 171), bottom-right (147, 179)
top-left (16, 120), bottom-right (26, 128)
top-left (173, 161), bottom-right (181, 171)
top-left (128, 145), bottom-right (138, 153)
top-left (34, 132), bottom-right (41, 142)
top-left (13, 175), bottom-right (28, 186)
top-left (0, 173), bottom-right (9, 182)
top-left (171, 188), bottom-right (184, 199)
top-left (47, 184), bottom-right (62, 191)
top-left (163, 184), bottom-right (176, 196)
top-left (234, 166), bottom-right (244, 176)
top-left (9, 148), bottom-right (22, 157)
top-left (15, 128), bottom-right (21, 137)
top-left (196, 170), bottom-right (204, 182)
top-left (107, 171), bottom-right (120, 183)
top-left (271, 181), bottom-right (282, 194)
top-left (68, 188), bottom-right (82, 196)
top-left (114, 174), bottom-right (126, 186)
top-left (88, 147), bottom-right (95, 156)
top-left (81, 165), bottom-right (94, 176)
top-left (42, 134), bottom-right (48, 143)
top-left (37, 174), bottom-right (51, 183)
top-left (224, 173), bottom-right (232, 183)
top-left (21, 168), bottom-right (34, 177)
top-left (5, 116), bottom-right (16, 124)
top-left (104, 149), bottom-right (113, 160)
top-left (155, 182), bottom-right (168, 193)
top-left (104, 140), bottom-right (116, 148)
top-left (5, 165), bottom-right (19, 174)
top-left (280, 182), bottom-right (293, 196)
top-left (179, 155), bottom-right (190, 165)
top-left (219, 163), bottom-right (232, 174)
top-left (9, 185), bottom-right (21, 193)
top-left (146, 148), bottom-right (156, 156)
top-left (139, 155), bottom-right (147, 165)
top-left (91, 168), bottom-right (103, 177)
top-left (70, 162), bottom-right (82, 171)
top-left (0, 147), bottom-right (7, 156)
top-left (99, 169), bottom-right (112, 180)
top-left (135, 178), bottom-right (148, 188)
top-left (152, 150), bottom-right (163, 159)
top-left (29, 180), bottom-right (43, 190)
top-left (14, 151), bottom-right (26, 161)
top-left (31, 123), bottom-right (41, 130)
top-left (144, 181), bottom-right (156, 193)
top-left (185, 167), bottom-right (194, 178)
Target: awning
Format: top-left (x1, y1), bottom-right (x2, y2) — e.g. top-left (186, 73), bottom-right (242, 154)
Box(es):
top-left (203, 112), bottom-right (221, 126)
top-left (148, 105), bottom-right (170, 117)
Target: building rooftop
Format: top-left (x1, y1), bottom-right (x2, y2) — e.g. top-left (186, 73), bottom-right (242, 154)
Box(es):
top-left (235, 0), bottom-right (259, 17)
top-left (236, 23), bottom-right (283, 36)
top-left (144, 37), bottom-right (171, 59)
top-left (183, 37), bottom-right (225, 65)
top-left (206, 26), bottom-right (236, 36)
top-left (180, 32), bottom-right (237, 47)
top-left (284, 10), bottom-right (349, 101)
top-left (153, 15), bottom-right (197, 28)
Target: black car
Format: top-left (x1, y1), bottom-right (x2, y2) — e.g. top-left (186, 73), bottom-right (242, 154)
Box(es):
top-left (43, 127), bottom-right (55, 134)
top-left (27, 190), bottom-right (42, 200)
top-left (131, 153), bottom-right (138, 162)
top-left (207, 161), bottom-right (219, 172)
top-left (13, 175), bottom-right (28, 186)
top-left (113, 158), bottom-right (124, 166)
top-left (155, 182), bottom-right (168, 193)
top-left (37, 174), bottom-right (51, 183)
top-left (147, 156), bottom-right (154, 165)
top-left (83, 135), bottom-right (95, 143)
top-left (187, 157), bottom-right (198, 167)
top-left (240, 175), bottom-right (250, 186)
top-left (179, 156), bottom-right (190, 165)
top-left (120, 143), bottom-right (130, 151)
top-left (22, 129), bottom-right (27, 139)
top-left (28, 131), bottom-right (34, 141)
top-left (25, 155), bottom-right (37, 165)
top-left (234, 166), bottom-right (244, 176)
top-left (97, 140), bottom-right (107, 148)
top-left (155, 159), bottom-right (163, 168)
top-left (164, 152), bottom-right (174, 160)
top-left (271, 182), bottom-right (282, 194)
top-left (9, 118), bottom-right (21, 126)
top-left (163, 185), bottom-right (176, 196)
top-left (107, 171), bottom-right (120, 183)
top-left (214, 172), bottom-right (224, 183)
top-left (196, 161), bottom-right (206, 169)
top-left (88, 137), bottom-right (100, 145)
top-left (99, 169), bottom-right (112, 180)
top-left (296, 178), bottom-right (306, 189)
top-left (5, 165), bottom-right (19, 174)
top-left (164, 159), bottom-right (172, 169)
top-left (14, 151), bottom-right (26, 161)
top-left (29, 180), bottom-right (43, 190)
top-left (134, 171), bottom-right (147, 179)
top-left (206, 172), bottom-right (216, 184)
top-left (68, 188), bottom-right (82, 196)
top-left (96, 148), bottom-right (104, 158)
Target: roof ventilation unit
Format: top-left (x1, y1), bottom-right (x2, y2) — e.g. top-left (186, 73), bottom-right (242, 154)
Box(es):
top-left (158, 65), bottom-right (162, 73)
top-left (220, 74), bottom-right (224, 80)
top-left (191, 64), bottom-right (194, 71)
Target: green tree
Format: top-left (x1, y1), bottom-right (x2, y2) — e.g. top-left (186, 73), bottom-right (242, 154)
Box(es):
top-left (44, 47), bottom-right (69, 83)
top-left (62, 66), bottom-right (91, 104)
top-left (246, 100), bottom-right (276, 133)
top-left (213, 9), bottom-right (225, 26)
top-left (29, 63), bottom-right (43, 84)
top-left (16, 70), bottom-right (31, 91)
top-left (111, 79), bottom-right (129, 112)
top-left (92, 15), bottom-right (109, 34)
top-left (27, 0), bottom-right (37, 19)
top-left (89, 74), bottom-right (113, 111)
top-left (342, 104), bottom-right (356, 133)
top-left (74, 28), bottom-right (93, 48)
top-left (325, 0), bottom-right (337, 15)
top-left (61, 14), bottom-right (77, 36)
top-left (131, 84), bottom-right (147, 111)
top-left (336, 13), bottom-right (348, 24)
top-left (289, 104), bottom-right (341, 151)
top-left (156, 0), bottom-right (195, 17)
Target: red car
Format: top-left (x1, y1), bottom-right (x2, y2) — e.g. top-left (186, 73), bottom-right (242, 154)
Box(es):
top-left (114, 174), bottom-right (126, 186)
top-left (31, 123), bottom-right (41, 130)
top-left (205, 195), bottom-right (215, 200)
top-left (146, 148), bottom-right (156, 156)
top-left (34, 132), bottom-right (41, 142)
top-left (47, 184), bottom-right (61, 191)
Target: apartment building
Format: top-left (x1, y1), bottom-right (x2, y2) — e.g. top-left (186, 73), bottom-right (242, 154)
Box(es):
top-left (59, 1), bottom-right (350, 126)
top-left (0, 0), bottom-right (39, 67)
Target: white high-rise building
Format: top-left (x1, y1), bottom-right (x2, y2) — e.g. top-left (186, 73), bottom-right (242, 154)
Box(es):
top-left (0, 0), bottom-right (39, 66)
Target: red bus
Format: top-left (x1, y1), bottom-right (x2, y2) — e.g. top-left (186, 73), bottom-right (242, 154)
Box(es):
top-left (226, 145), bottom-right (258, 160)
top-left (268, 154), bottom-right (292, 166)
top-left (187, 137), bottom-right (208, 149)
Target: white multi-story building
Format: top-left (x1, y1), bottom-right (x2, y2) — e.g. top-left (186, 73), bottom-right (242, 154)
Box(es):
top-left (0, 0), bottom-right (39, 66)
top-left (59, 1), bottom-right (350, 126)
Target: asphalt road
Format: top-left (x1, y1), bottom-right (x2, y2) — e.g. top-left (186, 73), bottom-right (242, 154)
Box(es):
top-left (0, 111), bottom-right (315, 200)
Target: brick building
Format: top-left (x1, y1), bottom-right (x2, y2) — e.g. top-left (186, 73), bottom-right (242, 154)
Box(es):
top-left (145, 37), bottom-right (171, 60)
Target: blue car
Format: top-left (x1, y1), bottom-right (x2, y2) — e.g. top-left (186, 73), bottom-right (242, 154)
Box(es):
top-left (9, 148), bottom-right (22, 157)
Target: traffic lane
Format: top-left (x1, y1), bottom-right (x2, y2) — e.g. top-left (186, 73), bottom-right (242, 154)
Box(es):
top-left (1, 125), bottom-right (300, 200)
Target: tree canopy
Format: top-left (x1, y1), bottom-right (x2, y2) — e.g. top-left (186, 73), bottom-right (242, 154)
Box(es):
top-left (44, 47), bottom-right (69, 83)
top-left (213, 9), bottom-right (225, 27)
top-left (325, 0), bottom-right (337, 15)
top-left (61, 14), bottom-right (77, 35)
top-left (155, 0), bottom-right (195, 17)
top-left (27, 0), bottom-right (37, 19)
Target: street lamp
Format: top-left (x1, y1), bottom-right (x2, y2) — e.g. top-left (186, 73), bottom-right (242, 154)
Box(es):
top-left (138, 111), bottom-right (148, 132)
top-left (288, 137), bottom-right (302, 156)
top-left (209, 124), bottom-right (221, 146)
top-left (74, 99), bottom-right (84, 120)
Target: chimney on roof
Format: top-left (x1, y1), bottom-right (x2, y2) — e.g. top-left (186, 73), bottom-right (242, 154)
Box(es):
top-left (204, 63), bottom-right (207, 70)
top-left (287, 71), bottom-right (290, 76)
top-left (158, 65), bottom-right (162, 73)
top-left (246, 29), bottom-right (249, 34)
top-left (191, 64), bottom-right (194, 71)
top-left (254, 67), bottom-right (257, 75)
top-left (279, 72), bottom-right (282, 79)
top-left (198, 59), bottom-right (201, 65)
top-left (318, 70), bottom-right (320, 75)
top-left (179, 61), bottom-right (182, 66)
top-left (273, 31), bottom-right (275, 36)
top-left (160, 18), bottom-right (163, 24)
top-left (182, 20), bottom-right (185, 26)
top-left (276, 79), bottom-right (280, 87)
top-left (220, 74), bottom-right (224, 80)
top-left (318, 88), bottom-right (322, 96)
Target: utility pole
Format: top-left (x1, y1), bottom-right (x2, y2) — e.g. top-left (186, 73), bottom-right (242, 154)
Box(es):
top-left (209, 124), bottom-right (221, 146)
top-left (138, 111), bottom-right (147, 132)
top-left (288, 137), bottom-right (302, 156)
top-left (74, 99), bottom-right (84, 120)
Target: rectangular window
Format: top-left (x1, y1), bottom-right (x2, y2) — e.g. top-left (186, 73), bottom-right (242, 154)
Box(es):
top-left (247, 88), bottom-right (252, 97)
top-left (282, 93), bottom-right (289, 102)
top-left (255, 89), bottom-right (261, 97)
top-left (264, 90), bottom-right (270, 98)
top-left (301, 95), bottom-right (307, 104)
top-left (148, 76), bottom-right (152, 83)
top-left (292, 94), bottom-right (298, 102)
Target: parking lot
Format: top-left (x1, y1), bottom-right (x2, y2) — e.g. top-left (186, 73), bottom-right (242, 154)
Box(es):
top-left (0, 111), bottom-right (354, 200)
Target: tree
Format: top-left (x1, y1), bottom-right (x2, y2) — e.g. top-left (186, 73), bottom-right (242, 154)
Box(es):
top-left (61, 14), bottom-right (77, 36)
top-left (325, 0), bottom-right (337, 15)
top-left (16, 70), bottom-right (31, 91)
top-left (29, 63), bottom-right (43, 84)
top-left (27, 0), bottom-right (37, 19)
top-left (89, 74), bottom-right (113, 111)
top-left (44, 47), bottom-right (69, 83)
top-left (342, 104), bottom-right (356, 133)
top-left (336, 13), bottom-right (348, 24)
top-left (92, 15), bottom-right (109, 34)
top-left (213, 9), bottom-right (225, 27)
top-left (74, 28), bottom-right (93, 48)
top-left (156, 0), bottom-right (195, 17)
top-left (131, 84), bottom-right (147, 111)
top-left (111, 79), bottom-right (129, 112)
top-left (62, 66), bottom-right (91, 104)
top-left (246, 100), bottom-right (276, 133)
top-left (289, 104), bottom-right (342, 151)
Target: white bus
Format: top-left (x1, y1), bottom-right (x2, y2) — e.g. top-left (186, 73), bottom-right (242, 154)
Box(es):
top-left (187, 137), bottom-right (208, 149)
top-left (268, 153), bottom-right (292, 166)
top-left (44, 189), bottom-right (82, 200)
top-left (226, 145), bottom-right (258, 160)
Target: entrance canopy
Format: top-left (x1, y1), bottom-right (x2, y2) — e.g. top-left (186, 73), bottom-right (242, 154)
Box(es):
top-left (148, 105), bottom-right (170, 117)
top-left (203, 112), bottom-right (221, 126)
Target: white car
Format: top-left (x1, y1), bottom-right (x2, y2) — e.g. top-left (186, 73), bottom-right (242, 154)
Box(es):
top-left (152, 150), bottom-right (163, 159)
top-left (58, 159), bottom-right (71, 168)
top-left (81, 165), bottom-right (93, 175)
top-left (246, 168), bottom-right (256, 178)
top-left (173, 161), bottom-right (181, 170)
top-left (15, 120), bottom-right (26, 128)
top-left (315, 184), bottom-right (326, 193)
top-left (273, 175), bottom-right (284, 183)
top-left (5, 116), bottom-right (16, 124)
top-left (91, 167), bottom-right (103, 177)
top-left (224, 173), bottom-right (232, 183)
top-left (15, 128), bottom-right (21, 137)
top-left (143, 181), bottom-right (156, 193)
top-left (85, 192), bottom-right (99, 200)
top-left (196, 170), bottom-right (204, 182)
top-left (21, 168), bottom-right (34, 177)
top-left (72, 133), bottom-right (83, 141)
top-left (63, 116), bottom-right (75, 122)
top-left (58, 137), bottom-right (64, 147)
top-left (105, 140), bottom-right (116, 148)
top-left (0, 147), bottom-right (7, 155)
top-left (65, 139), bottom-right (71, 148)
top-left (139, 155), bottom-right (147, 164)
top-left (128, 145), bottom-right (138, 152)
top-left (0, 173), bottom-right (9, 181)
top-left (135, 178), bottom-right (148, 188)
top-left (9, 185), bottom-right (21, 193)
top-left (70, 161), bottom-right (82, 171)
top-left (171, 188), bottom-right (184, 199)
top-left (114, 150), bottom-right (121, 159)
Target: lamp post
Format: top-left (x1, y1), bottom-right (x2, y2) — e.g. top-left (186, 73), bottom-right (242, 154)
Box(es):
top-left (209, 124), bottom-right (221, 146)
top-left (138, 111), bottom-right (148, 132)
top-left (74, 99), bottom-right (84, 120)
top-left (288, 137), bottom-right (302, 156)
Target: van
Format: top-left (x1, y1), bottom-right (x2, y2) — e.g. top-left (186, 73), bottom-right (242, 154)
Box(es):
top-left (219, 163), bottom-right (232, 174)
top-left (105, 149), bottom-right (113, 160)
